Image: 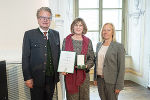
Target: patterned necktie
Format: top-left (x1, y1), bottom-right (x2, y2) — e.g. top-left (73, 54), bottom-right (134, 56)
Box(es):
top-left (43, 32), bottom-right (47, 40)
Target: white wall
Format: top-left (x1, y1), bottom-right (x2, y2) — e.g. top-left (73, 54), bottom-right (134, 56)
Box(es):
top-left (142, 0), bottom-right (150, 87)
top-left (0, 0), bottom-right (49, 62)
top-left (125, 0), bottom-right (150, 87)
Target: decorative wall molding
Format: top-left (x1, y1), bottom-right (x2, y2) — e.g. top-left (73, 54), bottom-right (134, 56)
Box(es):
top-left (125, 68), bottom-right (143, 76)
top-left (128, 0), bottom-right (145, 24)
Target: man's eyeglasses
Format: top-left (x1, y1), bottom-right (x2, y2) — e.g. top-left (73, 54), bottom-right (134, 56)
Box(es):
top-left (38, 16), bottom-right (52, 21)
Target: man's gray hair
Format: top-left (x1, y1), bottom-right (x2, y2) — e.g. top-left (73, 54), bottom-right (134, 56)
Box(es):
top-left (36, 7), bottom-right (52, 18)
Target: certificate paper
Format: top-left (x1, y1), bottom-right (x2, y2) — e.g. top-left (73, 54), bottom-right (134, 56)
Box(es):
top-left (77, 55), bottom-right (85, 65)
top-left (58, 51), bottom-right (76, 73)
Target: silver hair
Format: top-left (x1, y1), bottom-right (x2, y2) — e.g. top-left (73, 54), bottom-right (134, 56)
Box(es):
top-left (36, 7), bottom-right (52, 18)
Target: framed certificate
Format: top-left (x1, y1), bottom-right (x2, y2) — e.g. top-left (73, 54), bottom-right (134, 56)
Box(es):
top-left (57, 51), bottom-right (76, 73)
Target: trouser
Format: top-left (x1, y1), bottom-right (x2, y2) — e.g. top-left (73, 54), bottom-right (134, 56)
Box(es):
top-left (97, 77), bottom-right (119, 100)
top-left (30, 75), bottom-right (55, 100)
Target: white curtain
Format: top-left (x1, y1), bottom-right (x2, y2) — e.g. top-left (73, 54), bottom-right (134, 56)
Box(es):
top-left (49, 0), bottom-right (74, 100)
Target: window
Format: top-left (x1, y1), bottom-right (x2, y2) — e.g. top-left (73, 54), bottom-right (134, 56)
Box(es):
top-left (75, 0), bottom-right (125, 51)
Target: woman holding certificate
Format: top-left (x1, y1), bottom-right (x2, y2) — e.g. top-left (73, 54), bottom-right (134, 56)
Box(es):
top-left (61, 17), bottom-right (95, 100)
top-left (94, 23), bottom-right (125, 100)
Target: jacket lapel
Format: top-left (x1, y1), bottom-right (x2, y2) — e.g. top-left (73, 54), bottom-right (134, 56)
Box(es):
top-left (97, 42), bottom-right (103, 54)
top-left (37, 28), bottom-right (45, 42)
top-left (104, 42), bottom-right (114, 59)
top-left (48, 29), bottom-right (54, 47)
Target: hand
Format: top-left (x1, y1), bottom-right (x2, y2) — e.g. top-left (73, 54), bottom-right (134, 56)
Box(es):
top-left (61, 72), bottom-right (68, 75)
top-left (93, 81), bottom-right (97, 86)
top-left (75, 66), bottom-right (77, 68)
top-left (86, 65), bottom-right (88, 68)
top-left (25, 79), bottom-right (33, 88)
top-left (115, 89), bottom-right (120, 94)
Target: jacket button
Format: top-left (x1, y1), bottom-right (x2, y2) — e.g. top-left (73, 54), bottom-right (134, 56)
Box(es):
top-left (44, 62), bottom-right (46, 64)
top-left (44, 54), bottom-right (47, 56)
top-left (43, 70), bottom-right (45, 72)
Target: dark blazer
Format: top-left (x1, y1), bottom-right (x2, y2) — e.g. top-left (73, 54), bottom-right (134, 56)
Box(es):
top-left (22, 28), bottom-right (60, 87)
top-left (94, 41), bottom-right (125, 90)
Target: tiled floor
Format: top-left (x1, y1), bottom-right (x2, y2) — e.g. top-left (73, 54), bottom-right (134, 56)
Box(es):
top-left (90, 80), bottom-right (150, 100)
top-left (53, 80), bottom-right (150, 100)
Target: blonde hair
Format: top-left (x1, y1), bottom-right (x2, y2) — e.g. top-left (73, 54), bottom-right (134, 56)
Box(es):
top-left (70, 17), bottom-right (87, 34)
top-left (100, 23), bottom-right (116, 42)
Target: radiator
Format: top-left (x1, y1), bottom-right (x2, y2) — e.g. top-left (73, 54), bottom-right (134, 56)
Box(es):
top-left (6, 63), bottom-right (58, 100)
top-left (6, 63), bottom-right (31, 100)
